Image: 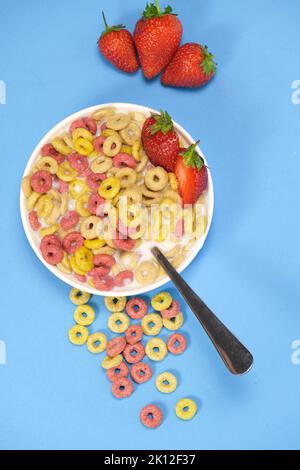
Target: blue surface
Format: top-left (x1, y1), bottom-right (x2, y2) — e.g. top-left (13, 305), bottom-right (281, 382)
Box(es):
top-left (0, 0), bottom-right (300, 450)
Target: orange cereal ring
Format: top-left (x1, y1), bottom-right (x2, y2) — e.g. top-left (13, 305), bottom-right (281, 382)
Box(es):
top-left (106, 361), bottom-right (129, 382)
top-left (126, 297), bottom-right (148, 320)
top-left (111, 377), bottom-right (134, 399)
top-left (167, 333), bottom-right (187, 355)
top-left (140, 404), bottom-right (163, 429)
top-left (125, 325), bottom-right (143, 345)
top-left (131, 362), bottom-right (152, 384)
top-left (123, 342), bottom-right (145, 364)
top-left (161, 300), bottom-right (181, 319)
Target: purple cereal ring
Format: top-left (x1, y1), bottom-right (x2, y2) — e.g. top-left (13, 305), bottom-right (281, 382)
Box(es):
top-left (60, 211), bottom-right (80, 230)
top-left (111, 377), bottom-right (134, 399)
top-left (161, 300), bottom-right (181, 319)
top-left (123, 342), bottom-right (145, 364)
top-left (107, 336), bottom-right (127, 358)
top-left (125, 325), bottom-right (143, 345)
top-left (87, 192), bottom-right (105, 215)
top-left (93, 275), bottom-right (114, 291)
top-left (28, 211), bottom-right (41, 231)
top-left (41, 143), bottom-right (64, 164)
top-left (86, 172), bottom-right (106, 190)
top-left (113, 234), bottom-right (136, 252)
top-left (62, 231), bottom-right (84, 255)
top-left (167, 333), bottom-right (187, 355)
top-left (30, 170), bottom-right (52, 194)
top-left (113, 153), bottom-right (137, 169)
top-left (126, 298), bottom-right (148, 320)
top-left (106, 361), bottom-right (129, 382)
top-left (140, 404), bottom-right (163, 429)
top-left (114, 270), bottom-right (134, 287)
top-left (68, 152), bottom-right (88, 174)
top-left (131, 362), bottom-right (152, 384)
top-left (93, 136), bottom-right (105, 154)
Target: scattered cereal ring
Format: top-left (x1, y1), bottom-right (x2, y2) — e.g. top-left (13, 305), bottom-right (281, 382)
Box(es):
top-left (111, 376), bottom-right (134, 399)
top-left (161, 300), bottom-right (180, 319)
top-left (155, 372), bottom-right (177, 394)
top-left (125, 324), bottom-right (143, 345)
top-left (91, 155), bottom-right (112, 173)
top-left (107, 113), bottom-right (130, 131)
top-left (28, 210), bottom-right (41, 231)
top-left (68, 152), bottom-right (89, 174)
top-left (106, 361), bottom-right (129, 382)
top-left (60, 211), bottom-right (80, 230)
top-left (30, 170), bottom-right (52, 194)
top-left (93, 135), bottom-right (105, 154)
top-left (93, 254), bottom-right (115, 273)
top-left (87, 332), bottom-right (107, 353)
top-left (99, 177), bottom-right (121, 199)
top-left (69, 288), bottom-right (91, 305)
top-left (140, 404), bottom-right (163, 429)
top-left (103, 134), bottom-right (122, 157)
top-left (63, 231), bottom-right (84, 255)
top-left (135, 261), bottom-right (158, 286)
top-left (84, 238), bottom-right (106, 250)
top-left (151, 292), bottom-right (172, 311)
top-left (75, 246), bottom-right (94, 272)
top-left (80, 215), bottom-right (101, 240)
top-left (175, 398), bottom-right (197, 421)
top-left (86, 172), bottom-right (106, 190)
top-left (41, 143), bottom-right (64, 164)
top-left (86, 192), bottom-right (104, 215)
top-left (70, 117), bottom-right (97, 135)
top-left (114, 270), bottom-right (134, 287)
top-left (70, 254), bottom-right (87, 276)
top-left (104, 296), bottom-right (126, 313)
top-left (145, 166), bottom-right (168, 192)
top-left (40, 235), bottom-right (63, 265)
top-left (163, 312), bottom-right (184, 331)
top-left (93, 275), bottom-right (114, 291)
top-left (123, 342), bottom-right (145, 364)
top-left (36, 156), bottom-right (58, 175)
top-left (116, 168), bottom-right (137, 189)
top-left (131, 362), bottom-right (152, 384)
top-left (113, 153), bottom-right (137, 168)
top-left (101, 354), bottom-right (123, 370)
top-left (142, 314), bottom-right (163, 336)
top-left (68, 325), bottom-right (89, 345)
top-left (74, 137), bottom-right (94, 156)
top-left (74, 304), bottom-right (95, 326)
top-left (108, 312), bottom-right (130, 333)
top-left (167, 333), bottom-right (187, 355)
top-left (120, 121), bottom-right (140, 145)
top-left (125, 297), bottom-right (148, 320)
top-left (145, 338), bottom-right (168, 362)
top-left (107, 336), bottom-right (126, 357)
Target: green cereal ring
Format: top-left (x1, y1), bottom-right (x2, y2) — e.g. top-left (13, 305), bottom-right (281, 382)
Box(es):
top-left (74, 304), bottom-right (95, 326)
top-left (68, 325), bottom-right (89, 345)
top-left (87, 332), bottom-right (107, 354)
top-left (156, 372), bottom-right (177, 394)
top-left (69, 288), bottom-right (91, 305)
top-left (104, 296), bottom-right (127, 313)
top-left (163, 312), bottom-right (184, 331)
top-left (145, 338), bottom-right (168, 362)
top-left (101, 354), bottom-right (123, 370)
top-left (141, 313), bottom-right (163, 336)
top-left (175, 398), bottom-right (198, 421)
top-left (108, 312), bottom-right (130, 333)
top-left (151, 292), bottom-right (172, 311)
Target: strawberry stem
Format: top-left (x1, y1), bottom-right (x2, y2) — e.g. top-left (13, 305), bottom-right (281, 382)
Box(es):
top-left (142, 2), bottom-right (174, 19)
top-left (150, 110), bottom-right (174, 135)
top-left (181, 141), bottom-right (205, 170)
top-left (201, 46), bottom-right (217, 76)
top-left (155, 0), bottom-right (161, 14)
top-left (101, 11), bottom-right (125, 37)
top-left (102, 11), bottom-right (109, 30)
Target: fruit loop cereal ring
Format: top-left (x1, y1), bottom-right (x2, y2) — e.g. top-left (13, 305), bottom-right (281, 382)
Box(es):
top-left (75, 193), bottom-right (91, 217)
top-left (52, 137), bottom-right (73, 156)
top-left (74, 273), bottom-right (87, 283)
top-left (175, 398), bottom-right (198, 421)
top-left (135, 261), bottom-right (158, 286)
top-left (70, 117), bottom-right (97, 135)
top-left (80, 216), bottom-right (100, 240)
top-left (106, 361), bottom-right (129, 382)
top-left (57, 161), bottom-right (77, 182)
top-left (68, 152), bottom-right (89, 174)
top-left (68, 325), bottom-right (89, 346)
top-left (87, 192), bottom-right (104, 216)
top-left (91, 155), bottom-right (112, 174)
top-left (29, 210), bottom-right (41, 231)
top-left (75, 246), bottom-right (94, 272)
top-left (74, 137), bottom-right (94, 156)
top-left (104, 296), bottom-right (126, 313)
top-left (70, 255), bottom-right (86, 276)
top-left (131, 362), bottom-right (152, 384)
top-left (120, 252), bottom-right (140, 270)
top-left (41, 143), bottom-right (64, 164)
top-left (168, 172), bottom-right (178, 191)
top-left (103, 135), bottom-right (122, 157)
top-left (136, 151), bottom-right (148, 173)
top-left (125, 324), bottom-right (143, 345)
top-left (116, 168), bottom-right (137, 189)
top-left (151, 292), bottom-right (172, 311)
top-left (108, 312), bottom-right (130, 333)
top-left (40, 236), bottom-right (63, 265)
top-left (114, 270), bottom-right (134, 287)
top-left (93, 275), bottom-right (114, 291)
top-left (113, 153), bottom-right (137, 169)
top-left (36, 156), bottom-right (59, 175)
top-left (156, 372), bottom-right (177, 394)
top-left (145, 338), bottom-right (168, 362)
top-left (60, 211), bottom-right (80, 230)
top-left (141, 314), bottom-right (163, 336)
top-left (107, 113), bottom-right (130, 131)
top-left (167, 333), bottom-right (187, 355)
top-left (92, 107), bottom-right (114, 121)
top-left (39, 224), bottom-right (59, 238)
top-left (111, 377), bottom-right (134, 399)
top-left (21, 175), bottom-right (32, 197)
top-left (63, 232), bottom-right (84, 255)
top-left (120, 121), bottom-right (141, 145)
top-left (163, 312), bottom-right (184, 331)
top-left (84, 238), bottom-right (105, 250)
top-left (101, 354), bottom-right (123, 370)
top-left (69, 288), bottom-right (91, 305)
top-left (113, 234), bottom-right (136, 252)
top-left (69, 179), bottom-right (89, 200)
top-left (30, 170), bottom-right (52, 194)
top-left (86, 172), bottom-right (106, 190)
top-left (94, 253), bottom-right (115, 271)
top-left (125, 297), bottom-right (148, 320)
top-left (161, 300), bottom-right (180, 319)
top-left (93, 135), bottom-right (105, 155)
top-left (140, 404), bottom-right (163, 429)
top-left (145, 167), bottom-right (168, 192)
top-left (132, 140), bottom-right (141, 161)
top-left (107, 336), bottom-right (126, 357)
top-left (74, 304), bottom-right (95, 326)
top-left (123, 342), bottom-right (145, 364)
top-left (57, 178), bottom-right (69, 193)
top-left (99, 177), bottom-right (121, 199)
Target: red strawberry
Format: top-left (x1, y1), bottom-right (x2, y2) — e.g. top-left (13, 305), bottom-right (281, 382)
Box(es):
top-left (175, 141), bottom-right (208, 204)
top-left (141, 110), bottom-right (180, 172)
top-left (98, 12), bottom-right (139, 74)
top-left (161, 43), bottom-right (216, 88)
top-left (134, 1), bottom-right (182, 79)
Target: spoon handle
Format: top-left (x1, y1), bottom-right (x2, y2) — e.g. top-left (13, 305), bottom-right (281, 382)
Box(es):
top-left (151, 247), bottom-right (253, 375)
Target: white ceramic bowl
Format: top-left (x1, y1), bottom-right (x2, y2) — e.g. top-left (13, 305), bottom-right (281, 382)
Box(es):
top-left (20, 103), bottom-right (214, 296)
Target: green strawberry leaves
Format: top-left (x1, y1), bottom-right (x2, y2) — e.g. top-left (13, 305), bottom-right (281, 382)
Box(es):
top-left (150, 110), bottom-right (174, 135)
top-left (142, 1), bottom-right (175, 19)
top-left (200, 46), bottom-right (217, 76)
top-left (180, 141), bottom-right (205, 170)
top-left (101, 11), bottom-right (125, 37)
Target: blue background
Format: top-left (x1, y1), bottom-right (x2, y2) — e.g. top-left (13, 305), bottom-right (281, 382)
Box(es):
top-left (0, 0), bottom-right (299, 450)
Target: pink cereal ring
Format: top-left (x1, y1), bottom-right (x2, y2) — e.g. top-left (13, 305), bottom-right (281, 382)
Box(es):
top-left (131, 362), bottom-right (152, 384)
top-left (60, 211), bottom-right (80, 230)
top-left (70, 117), bottom-right (97, 135)
top-left (126, 298), bottom-right (148, 320)
top-left (30, 170), bottom-right (52, 194)
top-left (28, 211), bottom-right (41, 231)
top-left (79, 167), bottom-right (92, 178)
top-left (113, 153), bottom-right (137, 168)
top-left (87, 192), bottom-right (105, 215)
top-left (86, 172), bottom-right (106, 190)
top-left (56, 177), bottom-right (69, 193)
top-left (140, 404), bottom-right (163, 429)
top-left (114, 270), bottom-right (134, 287)
top-left (111, 377), bottom-right (134, 399)
top-left (74, 273), bottom-right (87, 283)
top-left (89, 266), bottom-right (110, 277)
top-left (93, 275), bottom-right (114, 291)
top-left (93, 136), bottom-right (105, 154)
top-left (41, 143), bottom-right (64, 164)
top-left (125, 325), bottom-right (143, 345)
top-left (62, 231), bottom-right (84, 255)
top-left (93, 254), bottom-right (115, 269)
top-left (40, 234), bottom-right (61, 251)
top-left (113, 234), bottom-right (136, 252)
top-left (68, 152), bottom-right (88, 174)
top-left (123, 342), bottom-right (145, 364)
top-left (167, 333), bottom-right (187, 355)
top-left (40, 241), bottom-right (63, 265)
top-left (106, 361), bottom-right (129, 382)
top-left (161, 300), bottom-right (181, 319)
top-left (107, 336), bottom-right (127, 358)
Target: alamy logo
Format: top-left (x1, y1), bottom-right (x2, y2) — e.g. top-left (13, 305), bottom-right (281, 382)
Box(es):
top-left (0, 80), bottom-right (6, 104)
top-left (291, 340), bottom-right (300, 365)
top-left (0, 340), bottom-right (6, 365)
top-left (291, 80), bottom-right (300, 105)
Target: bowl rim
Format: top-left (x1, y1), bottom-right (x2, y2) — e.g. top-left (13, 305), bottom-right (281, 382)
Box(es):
top-left (20, 102), bottom-right (214, 296)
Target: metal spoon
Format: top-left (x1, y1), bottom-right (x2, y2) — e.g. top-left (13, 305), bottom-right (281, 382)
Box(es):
top-left (151, 247), bottom-right (253, 375)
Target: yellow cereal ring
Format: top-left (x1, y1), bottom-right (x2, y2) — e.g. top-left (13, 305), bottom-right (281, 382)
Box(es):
top-left (36, 156), bottom-right (59, 175)
top-left (103, 134), bottom-right (122, 157)
top-left (57, 161), bottom-right (77, 182)
top-left (106, 113), bottom-right (130, 131)
top-left (151, 292), bottom-right (172, 311)
top-left (39, 224), bottom-right (59, 238)
top-left (84, 238), bottom-right (106, 249)
top-left (101, 354), bottom-right (123, 370)
top-left (26, 191), bottom-right (40, 210)
top-left (91, 107), bottom-right (115, 121)
top-left (145, 338), bottom-right (168, 362)
top-left (21, 175), bottom-right (32, 198)
top-left (36, 194), bottom-right (54, 219)
top-left (175, 398), bottom-right (198, 421)
top-left (156, 372), bottom-right (177, 394)
top-left (132, 140), bottom-right (141, 161)
top-left (57, 251), bottom-right (71, 274)
top-left (74, 246), bottom-right (94, 272)
top-left (74, 304), bottom-right (95, 326)
top-left (74, 137), bottom-right (94, 156)
top-left (168, 172), bottom-right (178, 191)
top-left (69, 288), bottom-right (91, 305)
top-left (98, 177), bottom-right (121, 199)
top-left (87, 332), bottom-right (107, 354)
top-left (108, 312), bottom-right (130, 333)
top-left (141, 314), bottom-right (163, 336)
top-left (104, 296), bottom-right (127, 313)
top-left (72, 127), bottom-right (93, 142)
top-left (102, 128), bottom-right (119, 138)
top-left (70, 255), bottom-right (86, 275)
top-left (52, 137), bottom-right (72, 156)
top-left (135, 261), bottom-right (158, 286)
top-left (163, 312), bottom-right (184, 331)
top-left (75, 192), bottom-right (91, 217)
top-left (121, 145), bottom-right (132, 155)
top-left (80, 216), bottom-right (100, 240)
top-left (69, 179), bottom-right (89, 200)
top-left (68, 325), bottom-right (89, 345)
